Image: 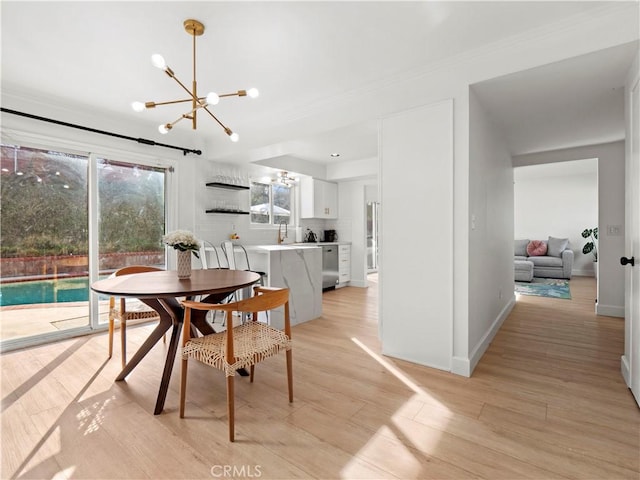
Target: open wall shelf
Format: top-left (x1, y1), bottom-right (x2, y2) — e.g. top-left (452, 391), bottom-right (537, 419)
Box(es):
top-left (205, 182), bottom-right (250, 191)
top-left (205, 209), bottom-right (250, 215)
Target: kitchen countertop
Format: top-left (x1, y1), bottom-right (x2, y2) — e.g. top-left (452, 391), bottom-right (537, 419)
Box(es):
top-left (244, 244), bottom-right (323, 328)
top-left (244, 244), bottom-right (320, 251)
top-left (242, 243), bottom-right (351, 253)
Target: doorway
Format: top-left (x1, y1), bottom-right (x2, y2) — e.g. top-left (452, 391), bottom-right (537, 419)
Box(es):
top-left (366, 201), bottom-right (379, 272)
top-left (514, 158), bottom-right (599, 280)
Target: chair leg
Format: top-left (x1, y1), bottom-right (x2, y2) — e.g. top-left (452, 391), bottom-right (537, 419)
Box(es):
top-left (286, 350), bottom-right (293, 403)
top-left (179, 358), bottom-right (188, 418)
top-left (249, 365), bottom-right (255, 383)
top-left (120, 319), bottom-right (127, 369)
top-left (108, 318), bottom-right (114, 359)
top-left (227, 375), bottom-right (235, 442)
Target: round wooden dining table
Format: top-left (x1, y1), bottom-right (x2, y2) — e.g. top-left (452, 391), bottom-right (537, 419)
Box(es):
top-left (91, 268), bottom-right (260, 414)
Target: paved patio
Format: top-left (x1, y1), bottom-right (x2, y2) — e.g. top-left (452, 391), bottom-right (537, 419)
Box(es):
top-left (0, 302), bottom-right (110, 342)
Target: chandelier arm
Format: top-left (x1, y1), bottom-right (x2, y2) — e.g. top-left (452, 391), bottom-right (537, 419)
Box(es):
top-left (166, 101), bottom-right (206, 129)
top-left (148, 96), bottom-right (228, 108)
top-left (166, 72), bottom-right (206, 109)
top-left (147, 98), bottom-right (195, 108)
top-left (202, 105), bottom-right (231, 131)
top-left (218, 92), bottom-right (244, 99)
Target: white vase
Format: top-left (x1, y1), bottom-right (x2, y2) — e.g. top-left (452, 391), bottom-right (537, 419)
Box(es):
top-left (176, 250), bottom-right (192, 279)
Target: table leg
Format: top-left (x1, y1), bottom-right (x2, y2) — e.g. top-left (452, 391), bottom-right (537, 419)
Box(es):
top-left (116, 292), bottom-right (241, 415)
top-left (115, 298), bottom-right (174, 381)
top-left (153, 298), bottom-right (182, 415)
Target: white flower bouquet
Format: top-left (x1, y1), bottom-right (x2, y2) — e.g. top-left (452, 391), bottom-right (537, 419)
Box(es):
top-left (162, 230), bottom-right (200, 258)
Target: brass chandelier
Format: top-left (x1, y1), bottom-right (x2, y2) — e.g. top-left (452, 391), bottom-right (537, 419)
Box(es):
top-left (273, 171), bottom-right (298, 186)
top-left (132, 19), bottom-right (258, 142)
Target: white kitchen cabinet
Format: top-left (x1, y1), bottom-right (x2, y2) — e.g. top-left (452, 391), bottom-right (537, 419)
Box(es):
top-left (337, 244), bottom-right (351, 287)
top-left (300, 178), bottom-right (338, 219)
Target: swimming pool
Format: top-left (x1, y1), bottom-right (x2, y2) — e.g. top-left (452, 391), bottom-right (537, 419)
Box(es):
top-left (0, 277), bottom-right (104, 307)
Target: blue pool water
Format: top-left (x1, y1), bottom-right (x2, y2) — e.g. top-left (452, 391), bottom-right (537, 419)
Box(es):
top-left (0, 278), bottom-right (94, 306)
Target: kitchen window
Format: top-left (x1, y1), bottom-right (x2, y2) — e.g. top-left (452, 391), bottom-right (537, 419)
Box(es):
top-left (250, 181), bottom-right (291, 225)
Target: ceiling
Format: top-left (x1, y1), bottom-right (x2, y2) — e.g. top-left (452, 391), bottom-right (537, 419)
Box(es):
top-left (1, 1), bottom-right (638, 174)
top-left (472, 41), bottom-right (638, 156)
top-left (514, 158), bottom-right (598, 181)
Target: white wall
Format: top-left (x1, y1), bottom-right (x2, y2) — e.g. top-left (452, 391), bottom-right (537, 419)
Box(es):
top-left (513, 142), bottom-right (626, 317)
top-left (380, 99), bottom-right (453, 370)
top-left (191, 157), bottom-right (286, 249)
top-left (514, 159), bottom-right (599, 276)
top-left (327, 157), bottom-right (377, 181)
top-left (464, 89), bottom-right (515, 375)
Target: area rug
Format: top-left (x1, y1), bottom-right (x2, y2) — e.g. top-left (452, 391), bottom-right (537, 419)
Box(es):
top-left (514, 278), bottom-right (571, 299)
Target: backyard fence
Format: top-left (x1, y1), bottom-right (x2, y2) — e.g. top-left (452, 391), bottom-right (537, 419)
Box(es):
top-left (0, 251), bottom-right (164, 282)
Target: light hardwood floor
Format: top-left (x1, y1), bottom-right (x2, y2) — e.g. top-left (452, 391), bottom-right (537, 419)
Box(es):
top-left (1, 276), bottom-right (638, 479)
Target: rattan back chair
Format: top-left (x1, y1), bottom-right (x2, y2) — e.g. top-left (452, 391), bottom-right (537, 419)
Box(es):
top-left (108, 265), bottom-right (164, 368)
top-left (179, 286), bottom-right (292, 442)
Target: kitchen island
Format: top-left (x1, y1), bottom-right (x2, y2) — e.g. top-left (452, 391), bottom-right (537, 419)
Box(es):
top-left (245, 245), bottom-right (322, 328)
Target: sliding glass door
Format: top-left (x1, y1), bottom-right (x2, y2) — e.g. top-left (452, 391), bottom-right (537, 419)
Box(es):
top-left (0, 143), bottom-right (169, 350)
top-left (1, 144), bottom-right (91, 344)
top-left (95, 158), bottom-right (167, 326)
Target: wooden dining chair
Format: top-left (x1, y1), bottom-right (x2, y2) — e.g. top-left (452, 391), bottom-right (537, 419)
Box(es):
top-left (180, 286), bottom-right (292, 442)
top-left (108, 265), bottom-right (164, 368)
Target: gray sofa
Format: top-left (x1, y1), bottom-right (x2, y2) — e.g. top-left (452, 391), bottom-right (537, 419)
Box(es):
top-left (515, 237), bottom-right (573, 280)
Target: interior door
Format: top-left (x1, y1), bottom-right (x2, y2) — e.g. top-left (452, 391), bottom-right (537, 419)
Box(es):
top-left (624, 65), bottom-right (640, 407)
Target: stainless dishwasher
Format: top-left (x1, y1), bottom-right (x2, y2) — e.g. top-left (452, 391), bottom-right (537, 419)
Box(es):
top-left (322, 245), bottom-right (339, 290)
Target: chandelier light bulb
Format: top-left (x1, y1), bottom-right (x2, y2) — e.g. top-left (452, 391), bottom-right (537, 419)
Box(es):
top-left (229, 132), bottom-right (239, 142)
top-left (247, 88), bottom-right (259, 99)
top-left (158, 124), bottom-right (170, 134)
top-left (205, 92), bottom-right (220, 105)
top-left (131, 101), bottom-right (145, 112)
top-left (151, 54), bottom-right (167, 70)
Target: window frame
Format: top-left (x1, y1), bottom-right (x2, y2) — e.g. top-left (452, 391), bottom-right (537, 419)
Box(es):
top-left (249, 180), bottom-right (294, 227)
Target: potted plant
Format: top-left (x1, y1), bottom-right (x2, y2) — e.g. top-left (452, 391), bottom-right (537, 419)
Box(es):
top-left (581, 227), bottom-right (598, 262)
top-left (163, 230), bottom-right (200, 278)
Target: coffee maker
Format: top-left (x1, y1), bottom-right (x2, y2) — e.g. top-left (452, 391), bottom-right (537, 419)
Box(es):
top-left (324, 230), bottom-right (337, 242)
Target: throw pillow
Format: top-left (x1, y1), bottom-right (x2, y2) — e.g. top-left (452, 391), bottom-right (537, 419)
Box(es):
top-left (527, 240), bottom-right (547, 256)
top-left (514, 239), bottom-right (530, 257)
top-left (547, 236), bottom-right (569, 257)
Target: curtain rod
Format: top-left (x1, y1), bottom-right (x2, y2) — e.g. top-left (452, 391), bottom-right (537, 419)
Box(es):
top-left (0, 107), bottom-right (202, 156)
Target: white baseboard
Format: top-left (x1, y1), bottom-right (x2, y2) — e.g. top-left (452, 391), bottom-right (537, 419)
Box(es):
top-left (347, 280), bottom-right (368, 288)
top-left (381, 349), bottom-right (452, 373)
top-left (596, 303), bottom-right (624, 318)
top-left (621, 354), bottom-right (631, 388)
top-left (451, 295), bottom-right (516, 378)
top-left (451, 356), bottom-right (471, 377)
top-left (571, 269), bottom-right (595, 277)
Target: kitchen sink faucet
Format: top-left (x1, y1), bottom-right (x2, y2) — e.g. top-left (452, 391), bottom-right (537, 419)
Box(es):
top-left (277, 221), bottom-right (288, 244)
